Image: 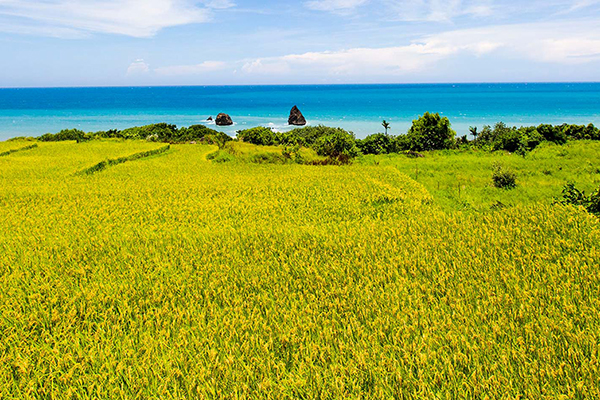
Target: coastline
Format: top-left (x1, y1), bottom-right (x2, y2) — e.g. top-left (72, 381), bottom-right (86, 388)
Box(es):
top-left (1, 82), bottom-right (600, 141)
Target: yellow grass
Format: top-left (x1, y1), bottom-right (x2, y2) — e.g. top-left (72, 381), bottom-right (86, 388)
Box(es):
top-left (0, 140), bottom-right (599, 398)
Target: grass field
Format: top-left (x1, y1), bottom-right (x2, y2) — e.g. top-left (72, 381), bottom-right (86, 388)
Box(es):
top-left (1, 140), bottom-right (599, 398)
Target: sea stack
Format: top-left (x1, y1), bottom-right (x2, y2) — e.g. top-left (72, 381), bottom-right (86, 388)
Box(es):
top-left (215, 113), bottom-right (233, 126)
top-left (288, 106), bottom-right (306, 126)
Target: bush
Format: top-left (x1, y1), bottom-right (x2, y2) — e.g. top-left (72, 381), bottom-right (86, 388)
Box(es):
top-left (206, 150), bottom-right (235, 163)
top-left (312, 129), bottom-right (359, 163)
top-left (357, 133), bottom-right (398, 155)
top-left (556, 183), bottom-right (600, 215)
top-left (177, 125), bottom-right (225, 143)
top-left (405, 112), bottom-right (456, 151)
top-left (536, 124), bottom-right (567, 145)
top-left (119, 123), bottom-right (178, 141)
top-left (560, 123), bottom-right (600, 140)
top-left (492, 164), bottom-right (517, 189)
top-left (39, 128), bottom-right (86, 142)
top-left (236, 127), bottom-right (276, 146)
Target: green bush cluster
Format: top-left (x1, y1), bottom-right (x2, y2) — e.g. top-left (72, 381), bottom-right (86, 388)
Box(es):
top-left (474, 122), bottom-right (599, 154)
top-left (492, 163), bottom-right (517, 189)
top-left (237, 125), bottom-right (359, 163)
top-left (358, 113), bottom-right (456, 154)
top-left (39, 124), bottom-right (232, 144)
top-left (556, 183), bottom-right (600, 215)
top-left (35, 117), bottom-right (600, 162)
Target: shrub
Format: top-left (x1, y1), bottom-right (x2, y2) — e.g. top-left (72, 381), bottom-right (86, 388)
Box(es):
top-left (206, 150), bottom-right (235, 163)
top-left (39, 128), bottom-right (86, 142)
top-left (405, 112), bottom-right (456, 151)
top-left (557, 183), bottom-right (600, 215)
top-left (492, 164), bottom-right (517, 189)
top-left (236, 127), bottom-right (276, 146)
top-left (119, 123), bottom-right (178, 141)
top-left (357, 133), bottom-right (397, 155)
top-left (312, 129), bottom-right (359, 164)
top-left (560, 123), bottom-right (600, 141)
top-left (536, 124), bottom-right (567, 145)
top-left (177, 125), bottom-right (224, 143)
top-left (283, 125), bottom-right (347, 146)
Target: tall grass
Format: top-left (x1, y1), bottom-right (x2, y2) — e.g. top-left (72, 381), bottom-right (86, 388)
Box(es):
top-left (0, 141), bottom-right (598, 398)
top-left (0, 144), bottom-right (38, 157)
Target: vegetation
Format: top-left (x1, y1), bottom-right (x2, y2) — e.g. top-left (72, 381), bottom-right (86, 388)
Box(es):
top-left (36, 115), bottom-right (600, 166)
top-left (0, 139), bottom-right (599, 398)
top-left (237, 125), bottom-right (361, 163)
top-left (356, 133), bottom-right (398, 155)
top-left (404, 112), bottom-right (456, 151)
top-left (381, 120), bottom-right (390, 134)
top-left (360, 141), bottom-right (600, 212)
top-left (38, 123), bottom-right (232, 144)
top-left (492, 163), bottom-right (517, 189)
top-left (0, 143), bottom-right (38, 157)
top-left (556, 183), bottom-right (600, 215)
top-left (78, 145), bottom-right (171, 175)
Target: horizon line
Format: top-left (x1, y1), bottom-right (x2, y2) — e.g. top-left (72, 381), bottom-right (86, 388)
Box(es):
top-left (1, 81), bottom-right (600, 90)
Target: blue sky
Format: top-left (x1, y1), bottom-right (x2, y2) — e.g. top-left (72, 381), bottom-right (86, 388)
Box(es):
top-left (0, 0), bottom-right (599, 87)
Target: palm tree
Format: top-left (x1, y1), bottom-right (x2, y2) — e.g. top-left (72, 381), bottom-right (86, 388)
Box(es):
top-left (382, 120), bottom-right (390, 135)
top-left (469, 126), bottom-right (479, 139)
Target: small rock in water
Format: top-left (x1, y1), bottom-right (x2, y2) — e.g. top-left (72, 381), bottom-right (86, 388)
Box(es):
top-left (216, 113), bottom-right (233, 126)
top-left (207, 116), bottom-right (213, 121)
top-left (288, 105), bottom-right (306, 126)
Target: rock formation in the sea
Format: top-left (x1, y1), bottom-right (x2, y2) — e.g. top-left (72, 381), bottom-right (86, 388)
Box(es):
top-left (207, 116), bottom-right (213, 121)
top-left (216, 113), bottom-right (233, 126)
top-left (288, 106), bottom-right (306, 126)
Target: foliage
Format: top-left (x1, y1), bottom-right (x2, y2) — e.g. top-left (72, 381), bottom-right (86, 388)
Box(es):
top-left (382, 120), bottom-right (390, 134)
top-left (39, 128), bottom-right (87, 142)
top-left (404, 112), bottom-right (456, 151)
top-left (492, 163), bottom-right (517, 189)
top-left (37, 124), bottom-right (229, 144)
top-left (556, 183), bottom-right (600, 215)
top-left (474, 122), bottom-right (595, 153)
top-left (560, 123), bottom-right (600, 140)
top-left (357, 133), bottom-right (398, 155)
top-left (236, 126), bottom-right (276, 146)
top-left (312, 129), bottom-right (360, 163)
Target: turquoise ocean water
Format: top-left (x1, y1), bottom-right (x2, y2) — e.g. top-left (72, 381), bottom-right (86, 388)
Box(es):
top-left (1, 83), bottom-right (599, 141)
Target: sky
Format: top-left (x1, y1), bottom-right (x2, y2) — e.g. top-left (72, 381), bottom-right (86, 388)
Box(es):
top-left (0, 0), bottom-right (599, 87)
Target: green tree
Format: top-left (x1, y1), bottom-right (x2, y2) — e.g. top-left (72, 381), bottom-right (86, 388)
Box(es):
top-left (469, 126), bottom-right (478, 140)
top-left (405, 112), bottom-right (456, 151)
top-left (312, 129), bottom-right (359, 163)
top-left (382, 120), bottom-right (390, 135)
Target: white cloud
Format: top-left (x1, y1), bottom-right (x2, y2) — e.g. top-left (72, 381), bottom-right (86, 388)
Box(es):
top-left (380, 0), bottom-right (494, 22)
top-left (0, 0), bottom-right (227, 37)
top-left (202, 0), bottom-right (236, 9)
top-left (127, 59), bottom-right (150, 75)
top-left (155, 61), bottom-right (228, 75)
top-left (236, 19), bottom-right (600, 77)
top-left (305, 0), bottom-right (369, 12)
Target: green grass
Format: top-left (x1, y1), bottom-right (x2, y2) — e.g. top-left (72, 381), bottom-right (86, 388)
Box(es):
top-left (360, 141), bottom-right (600, 212)
top-left (0, 140), bottom-right (599, 398)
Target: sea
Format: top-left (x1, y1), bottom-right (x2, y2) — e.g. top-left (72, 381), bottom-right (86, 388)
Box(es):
top-left (1, 83), bottom-right (599, 141)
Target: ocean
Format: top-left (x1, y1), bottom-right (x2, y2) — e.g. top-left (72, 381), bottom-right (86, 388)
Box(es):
top-left (1, 83), bottom-right (599, 141)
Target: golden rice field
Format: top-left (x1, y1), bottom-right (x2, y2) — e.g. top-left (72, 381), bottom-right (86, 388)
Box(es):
top-left (0, 140), bottom-right (599, 399)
